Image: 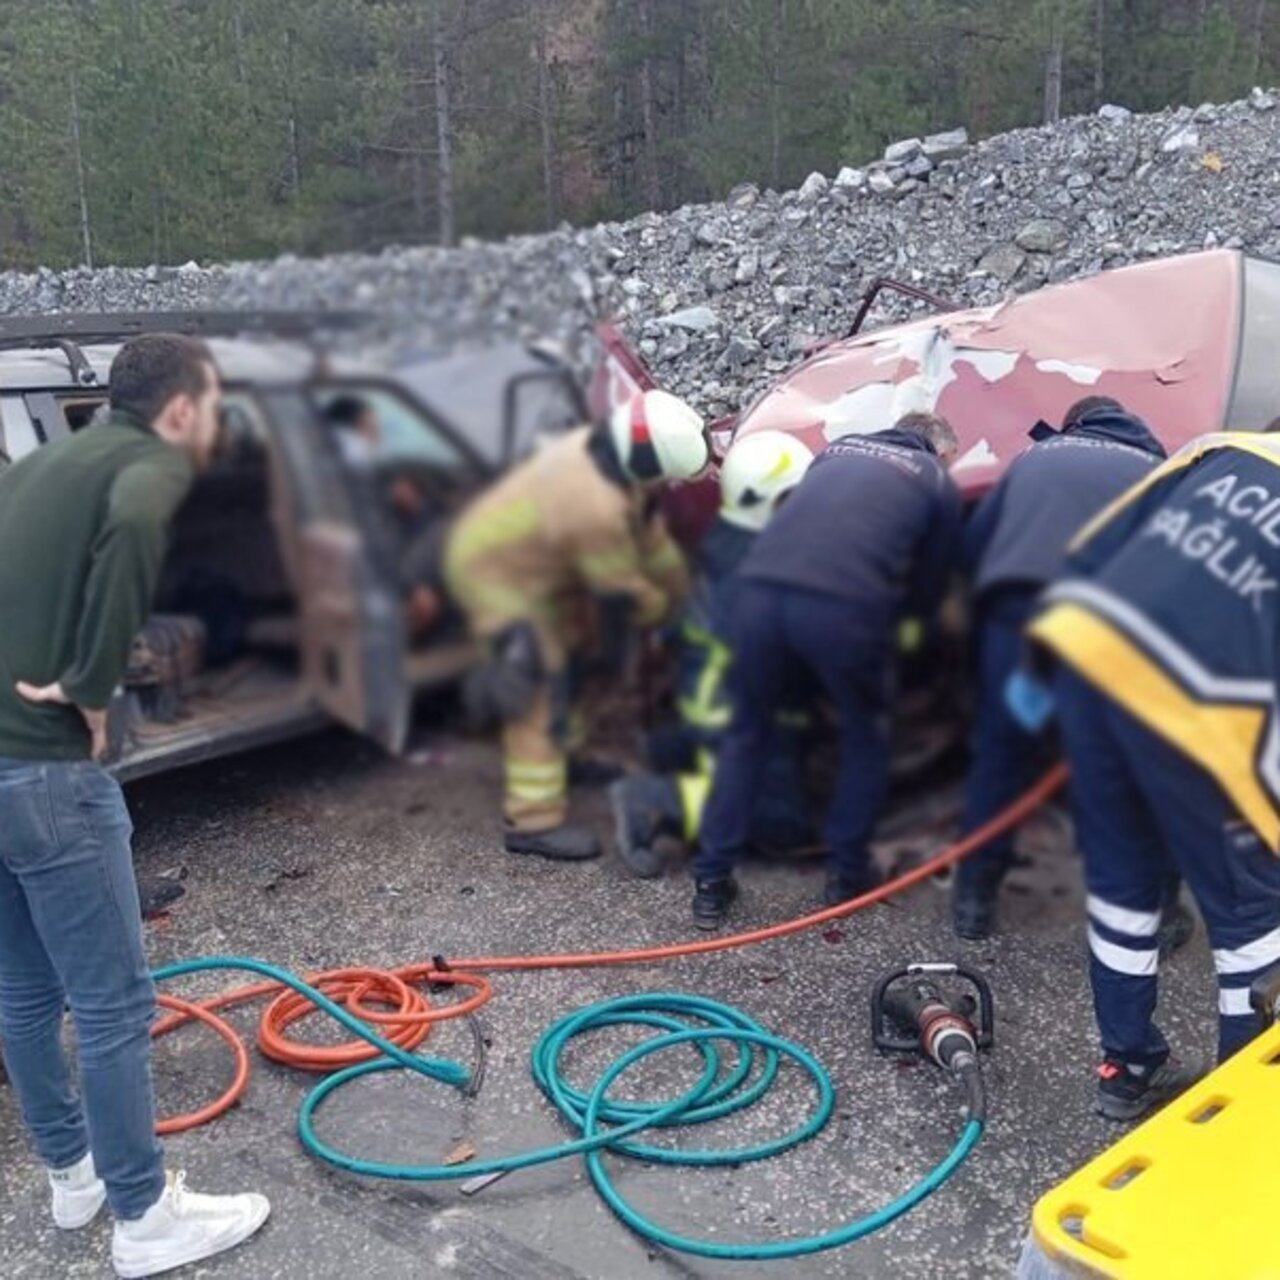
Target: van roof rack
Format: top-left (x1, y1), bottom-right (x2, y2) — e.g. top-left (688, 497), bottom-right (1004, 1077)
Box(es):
top-left (0, 311), bottom-right (372, 387)
top-left (0, 310), bottom-right (371, 346)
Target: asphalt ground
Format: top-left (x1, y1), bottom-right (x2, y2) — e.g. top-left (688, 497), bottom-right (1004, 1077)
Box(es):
top-left (0, 723), bottom-right (1221, 1279)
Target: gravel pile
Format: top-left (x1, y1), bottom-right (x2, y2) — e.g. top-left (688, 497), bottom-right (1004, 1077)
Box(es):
top-left (3, 89), bottom-right (1279, 419)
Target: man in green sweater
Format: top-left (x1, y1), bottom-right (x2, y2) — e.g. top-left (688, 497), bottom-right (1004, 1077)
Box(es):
top-left (0, 335), bottom-right (270, 1279)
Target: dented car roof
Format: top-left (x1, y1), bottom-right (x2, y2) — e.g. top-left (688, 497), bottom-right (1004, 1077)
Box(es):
top-left (733, 250), bottom-right (1280, 496)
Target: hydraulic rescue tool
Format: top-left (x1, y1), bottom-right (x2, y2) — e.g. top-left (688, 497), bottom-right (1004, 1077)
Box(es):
top-left (871, 962), bottom-right (993, 1124)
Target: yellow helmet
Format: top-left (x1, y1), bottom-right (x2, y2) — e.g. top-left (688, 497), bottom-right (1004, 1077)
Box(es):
top-left (719, 430), bottom-right (814, 531)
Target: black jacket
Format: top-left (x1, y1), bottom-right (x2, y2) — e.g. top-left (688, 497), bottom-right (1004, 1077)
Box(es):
top-left (743, 426), bottom-right (961, 631)
top-left (964, 407), bottom-right (1166, 603)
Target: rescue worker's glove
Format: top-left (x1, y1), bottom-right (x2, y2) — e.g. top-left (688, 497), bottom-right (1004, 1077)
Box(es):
top-left (462, 621), bottom-right (543, 730)
top-left (1004, 668), bottom-right (1056, 733)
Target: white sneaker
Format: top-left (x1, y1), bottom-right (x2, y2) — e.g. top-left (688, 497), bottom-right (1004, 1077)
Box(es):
top-left (49, 1151), bottom-right (107, 1229)
top-left (111, 1170), bottom-right (271, 1279)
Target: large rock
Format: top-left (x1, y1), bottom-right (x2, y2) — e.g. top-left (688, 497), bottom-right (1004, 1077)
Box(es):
top-left (1160, 123), bottom-right (1200, 154)
top-left (797, 171), bottom-right (829, 202)
top-left (922, 127), bottom-right (969, 161)
top-left (977, 242), bottom-right (1027, 282)
top-left (1015, 218), bottom-right (1069, 253)
top-left (883, 137), bottom-right (923, 164)
top-left (655, 305), bottom-right (720, 332)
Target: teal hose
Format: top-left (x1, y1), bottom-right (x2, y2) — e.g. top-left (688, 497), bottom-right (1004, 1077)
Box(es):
top-left (154, 960), bottom-right (982, 1260)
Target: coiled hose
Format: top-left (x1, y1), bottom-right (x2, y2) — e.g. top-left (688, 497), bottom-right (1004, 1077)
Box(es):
top-left (148, 768), bottom-right (1063, 1257)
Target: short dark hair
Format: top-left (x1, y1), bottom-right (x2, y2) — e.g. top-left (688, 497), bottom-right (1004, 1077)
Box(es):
top-left (108, 334), bottom-right (214, 425)
top-left (895, 410), bottom-right (958, 457)
top-left (324, 394), bottom-right (372, 430)
top-left (1062, 396), bottom-right (1123, 428)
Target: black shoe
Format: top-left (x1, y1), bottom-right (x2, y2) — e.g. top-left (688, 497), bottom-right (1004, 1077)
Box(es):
top-left (1096, 1056), bottom-right (1203, 1122)
top-left (609, 775), bottom-right (681, 879)
top-left (1157, 900), bottom-right (1196, 958)
top-left (138, 877), bottom-right (186, 920)
top-left (692, 876), bottom-right (738, 931)
top-left (568, 758), bottom-right (625, 788)
top-left (952, 891), bottom-right (996, 941)
top-left (504, 824), bottom-right (602, 861)
top-left (822, 865), bottom-right (883, 908)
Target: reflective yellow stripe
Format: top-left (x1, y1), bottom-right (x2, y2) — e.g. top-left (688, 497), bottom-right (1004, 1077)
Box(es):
top-left (579, 546), bottom-right (641, 581)
top-left (679, 638), bottom-right (732, 730)
top-left (505, 758), bottom-right (566, 803)
top-left (507, 760), bottom-right (566, 783)
top-left (1030, 602), bottom-right (1279, 851)
top-left (677, 771), bottom-right (712, 841)
top-left (644, 541), bottom-right (685, 573)
top-left (448, 498), bottom-right (540, 567)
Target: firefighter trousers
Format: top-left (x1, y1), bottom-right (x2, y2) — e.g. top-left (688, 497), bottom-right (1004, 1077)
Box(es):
top-left (696, 581), bottom-right (888, 881)
top-left (1055, 668), bottom-right (1280, 1065)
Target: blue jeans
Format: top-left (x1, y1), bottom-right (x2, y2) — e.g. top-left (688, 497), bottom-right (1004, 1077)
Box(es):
top-left (1055, 672), bottom-right (1280, 1064)
top-left (0, 758), bottom-right (165, 1219)
top-left (696, 582), bottom-right (889, 881)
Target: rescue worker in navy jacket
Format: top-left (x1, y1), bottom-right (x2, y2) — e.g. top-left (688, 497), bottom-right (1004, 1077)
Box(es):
top-left (691, 412), bottom-right (961, 929)
top-left (1030, 430), bottom-right (1280, 1120)
top-left (952, 397), bottom-right (1167, 939)
top-left (609, 431), bottom-right (816, 877)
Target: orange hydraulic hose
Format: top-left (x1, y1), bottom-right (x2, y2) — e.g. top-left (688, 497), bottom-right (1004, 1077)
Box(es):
top-left (149, 765), bottom-right (1066, 1133)
top-left (450, 764), bottom-right (1068, 972)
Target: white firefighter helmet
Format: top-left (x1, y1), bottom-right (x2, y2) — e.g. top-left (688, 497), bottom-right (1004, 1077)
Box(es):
top-left (608, 390), bottom-right (709, 483)
top-left (718, 430), bottom-right (814, 531)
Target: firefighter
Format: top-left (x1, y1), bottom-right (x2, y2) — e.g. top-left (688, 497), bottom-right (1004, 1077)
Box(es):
top-left (609, 430), bottom-right (816, 877)
top-left (445, 389), bottom-right (708, 862)
top-left (692, 412), bottom-right (962, 929)
top-left (1029, 430), bottom-right (1280, 1119)
top-left (952, 397), bottom-right (1167, 939)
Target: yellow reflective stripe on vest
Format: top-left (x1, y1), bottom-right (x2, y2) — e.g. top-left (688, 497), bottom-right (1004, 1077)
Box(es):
top-left (449, 497), bottom-right (540, 567)
top-left (578, 546), bottom-right (642, 581)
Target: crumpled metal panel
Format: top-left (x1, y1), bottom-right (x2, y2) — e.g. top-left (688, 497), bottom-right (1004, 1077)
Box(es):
top-left (736, 250), bottom-right (1245, 497)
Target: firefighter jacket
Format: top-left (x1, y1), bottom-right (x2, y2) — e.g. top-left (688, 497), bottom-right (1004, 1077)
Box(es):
top-left (1030, 433), bottom-right (1280, 851)
top-left (443, 426), bottom-right (689, 643)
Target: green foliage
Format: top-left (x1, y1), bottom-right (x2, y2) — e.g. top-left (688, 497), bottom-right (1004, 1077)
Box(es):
top-left (0, 0), bottom-right (1276, 269)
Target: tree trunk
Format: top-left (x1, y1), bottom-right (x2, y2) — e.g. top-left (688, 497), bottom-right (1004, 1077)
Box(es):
top-left (536, 0), bottom-right (558, 228)
top-left (1250, 0), bottom-right (1269, 82)
top-left (638, 0), bottom-right (661, 209)
top-left (1043, 4), bottom-right (1064, 125)
top-left (770, 0), bottom-right (785, 189)
top-left (286, 27), bottom-right (302, 198)
top-left (69, 71), bottom-right (93, 269)
top-left (433, 1), bottom-right (456, 247)
top-left (1093, 0), bottom-right (1105, 104)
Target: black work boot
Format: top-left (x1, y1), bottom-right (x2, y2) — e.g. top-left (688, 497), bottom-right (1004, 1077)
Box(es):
top-left (822, 863), bottom-right (883, 908)
top-left (609, 775), bottom-right (682, 879)
top-left (951, 865), bottom-right (1006, 941)
top-left (138, 876), bottom-right (186, 920)
top-left (1095, 1056), bottom-right (1203, 1122)
top-left (691, 876), bottom-right (738, 931)
top-left (504, 824), bottom-right (602, 861)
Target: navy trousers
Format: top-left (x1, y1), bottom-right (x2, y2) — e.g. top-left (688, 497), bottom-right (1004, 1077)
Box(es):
top-left (955, 591), bottom-right (1044, 893)
top-left (695, 581), bottom-right (889, 881)
top-left (1055, 669), bottom-right (1280, 1065)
